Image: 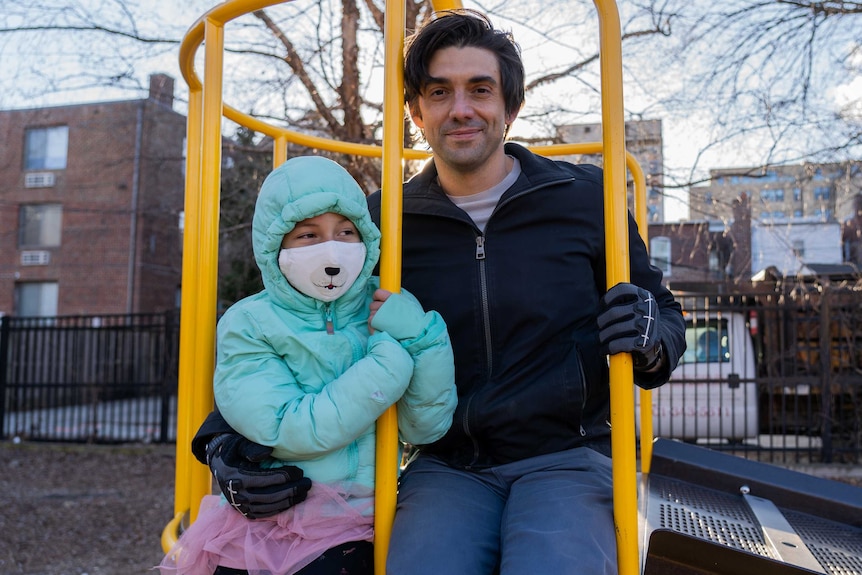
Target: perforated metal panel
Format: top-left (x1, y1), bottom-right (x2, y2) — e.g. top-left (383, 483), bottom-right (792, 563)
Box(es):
top-left (645, 474), bottom-right (862, 575)
top-left (783, 510), bottom-right (862, 575)
top-left (647, 475), bottom-right (774, 557)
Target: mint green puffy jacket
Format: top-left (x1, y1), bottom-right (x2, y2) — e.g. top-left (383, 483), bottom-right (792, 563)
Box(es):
top-left (214, 156), bottom-right (456, 490)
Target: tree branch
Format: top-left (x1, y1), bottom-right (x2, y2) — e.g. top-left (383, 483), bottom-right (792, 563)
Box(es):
top-left (253, 9), bottom-right (342, 133)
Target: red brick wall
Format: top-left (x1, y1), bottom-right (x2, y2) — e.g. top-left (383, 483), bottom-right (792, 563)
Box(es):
top-left (0, 95), bottom-right (186, 315)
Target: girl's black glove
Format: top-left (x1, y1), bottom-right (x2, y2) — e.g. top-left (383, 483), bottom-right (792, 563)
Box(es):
top-left (205, 433), bottom-right (312, 519)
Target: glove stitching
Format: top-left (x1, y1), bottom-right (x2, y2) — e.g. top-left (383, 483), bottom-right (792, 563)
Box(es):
top-left (226, 479), bottom-right (249, 517)
top-left (640, 294), bottom-right (656, 349)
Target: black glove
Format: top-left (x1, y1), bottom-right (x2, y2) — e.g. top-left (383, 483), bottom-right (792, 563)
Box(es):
top-left (206, 433), bottom-right (312, 519)
top-left (597, 283), bottom-right (662, 371)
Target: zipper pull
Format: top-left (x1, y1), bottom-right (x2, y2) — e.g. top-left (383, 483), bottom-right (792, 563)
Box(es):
top-left (475, 236), bottom-right (486, 260)
top-left (325, 305), bottom-right (334, 335)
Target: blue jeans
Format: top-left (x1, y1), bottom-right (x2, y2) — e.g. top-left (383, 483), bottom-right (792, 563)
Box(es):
top-left (386, 447), bottom-right (618, 575)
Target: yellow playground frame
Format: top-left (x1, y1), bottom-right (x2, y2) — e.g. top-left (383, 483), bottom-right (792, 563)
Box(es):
top-left (164, 2), bottom-right (654, 574)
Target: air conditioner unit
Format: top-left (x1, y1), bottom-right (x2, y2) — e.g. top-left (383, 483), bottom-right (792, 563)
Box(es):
top-left (24, 172), bottom-right (56, 188)
top-left (20, 250), bottom-right (51, 266)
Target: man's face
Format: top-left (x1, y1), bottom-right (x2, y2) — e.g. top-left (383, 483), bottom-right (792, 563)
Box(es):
top-left (410, 46), bottom-right (516, 175)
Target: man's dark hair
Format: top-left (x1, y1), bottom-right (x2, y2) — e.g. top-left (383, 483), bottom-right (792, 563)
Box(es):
top-left (404, 10), bottom-right (525, 120)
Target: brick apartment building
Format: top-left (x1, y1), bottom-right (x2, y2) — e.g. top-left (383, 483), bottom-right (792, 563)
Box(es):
top-left (647, 196), bottom-right (751, 289)
top-left (0, 74), bottom-right (186, 316)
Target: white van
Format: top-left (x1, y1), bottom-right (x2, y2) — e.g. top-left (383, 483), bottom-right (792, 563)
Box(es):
top-left (636, 311), bottom-right (758, 443)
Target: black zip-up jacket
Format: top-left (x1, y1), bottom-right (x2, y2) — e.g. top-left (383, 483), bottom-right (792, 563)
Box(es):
top-left (367, 143), bottom-right (685, 469)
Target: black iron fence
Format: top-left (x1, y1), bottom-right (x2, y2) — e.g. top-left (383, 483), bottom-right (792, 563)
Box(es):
top-left (1, 287), bottom-right (860, 464)
top-left (0, 311), bottom-right (179, 443)
top-left (658, 285), bottom-right (862, 465)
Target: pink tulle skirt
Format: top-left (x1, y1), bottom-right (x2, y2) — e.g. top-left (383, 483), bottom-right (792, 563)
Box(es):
top-left (159, 483), bottom-right (374, 575)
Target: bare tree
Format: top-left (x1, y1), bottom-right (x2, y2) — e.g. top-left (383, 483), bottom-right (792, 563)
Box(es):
top-left (2, 1), bottom-right (671, 185)
top-left (633, 0), bottom-right (861, 188)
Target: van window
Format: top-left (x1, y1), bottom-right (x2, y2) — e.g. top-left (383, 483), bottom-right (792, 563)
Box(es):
top-left (680, 319), bottom-right (730, 364)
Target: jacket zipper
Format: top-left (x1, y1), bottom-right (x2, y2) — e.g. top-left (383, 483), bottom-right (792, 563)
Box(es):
top-left (475, 236), bottom-right (493, 373)
top-left (463, 236), bottom-right (492, 467)
top-left (578, 353), bottom-right (588, 437)
top-left (324, 304), bottom-right (334, 335)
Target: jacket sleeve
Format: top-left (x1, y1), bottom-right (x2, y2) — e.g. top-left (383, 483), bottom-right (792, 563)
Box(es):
top-left (214, 308), bottom-right (414, 461)
top-left (190, 409), bottom-right (234, 464)
top-left (626, 213), bottom-right (687, 390)
top-left (370, 290), bottom-right (457, 446)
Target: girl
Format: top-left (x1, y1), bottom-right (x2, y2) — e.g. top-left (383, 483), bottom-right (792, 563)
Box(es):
top-left (160, 156), bottom-right (456, 575)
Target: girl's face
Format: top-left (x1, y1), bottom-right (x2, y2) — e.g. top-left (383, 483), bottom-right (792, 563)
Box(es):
top-left (281, 212), bottom-right (361, 249)
top-left (278, 212), bottom-right (366, 303)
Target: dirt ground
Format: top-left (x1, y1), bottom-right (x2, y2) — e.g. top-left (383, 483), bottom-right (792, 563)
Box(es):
top-left (1, 441), bottom-right (178, 575)
top-left (2, 440), bottom-right (860, 575)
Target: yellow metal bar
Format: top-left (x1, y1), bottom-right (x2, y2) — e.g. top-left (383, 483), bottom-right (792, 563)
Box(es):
top-left (430, 0), bottom-right (464, 10)
top-left (161, 19), bottom-right (228, 547)
top-left (594, 1), bottom-right (639, 574)
top-left (274, 135), bottom-right (288, 168)
top-left (538, 143), bottom-right (654, 475)
top-left (162, 85), bottom-right (205, 554)
top-left (373, 2), bottom-right (406, 572)
top-left (180, 0), bottom-right (288, 93)
top-left (629, 156), bottom-right (656, 475)
top-left (161, 510), bottom-right (186, 554)
top-left (184, 16), bottom-right (226, 525)
top-left (174, 87), bottom-right (202, 520)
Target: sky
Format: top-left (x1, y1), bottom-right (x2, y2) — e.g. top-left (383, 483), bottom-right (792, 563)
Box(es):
top-left (2, 1), bottom-right (859, 222)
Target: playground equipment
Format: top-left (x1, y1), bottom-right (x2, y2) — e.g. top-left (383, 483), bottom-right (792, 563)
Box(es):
top-left (164, 1), bottom-right (862, 574)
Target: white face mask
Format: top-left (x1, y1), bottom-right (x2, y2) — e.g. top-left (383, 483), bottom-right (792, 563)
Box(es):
top-left (278, 240), bottom-right (367, 302)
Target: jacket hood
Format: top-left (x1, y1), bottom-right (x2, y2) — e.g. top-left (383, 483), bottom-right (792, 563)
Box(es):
top-left (252, 156), bottom-right (380, 309)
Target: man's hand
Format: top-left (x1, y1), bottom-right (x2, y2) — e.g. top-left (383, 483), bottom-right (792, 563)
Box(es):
top-left (206, 434), bottom-right (312, 519)
top-left (597, 283), bottom-right (663, 371)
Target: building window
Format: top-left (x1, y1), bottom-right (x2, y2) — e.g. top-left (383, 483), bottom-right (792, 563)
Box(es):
top-left (813, 186), bottom-right (831, 200)
top-left (650, 236), bottom-right (672, 276)
top-left (708, 250), bottom-right (719, 272)
top-left (24, 126), bottom-right (69, 170)
top-left (14, 282), bottom-right (59, 317)
top-left (760, 189), bottom-right (784, 202)
top-left (19, 204), bottom-right (63, 248)
top-left (792, 240), bottom-right (805, 258)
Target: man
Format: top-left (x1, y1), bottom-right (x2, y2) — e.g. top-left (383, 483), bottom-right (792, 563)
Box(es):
top-left (194, 9), bottom-right (685, 575)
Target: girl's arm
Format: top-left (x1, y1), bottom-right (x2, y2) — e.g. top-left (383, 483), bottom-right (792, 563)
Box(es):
top-left (215, 308), bottom-right (414, 460)
top-left (370, 289), bottom-right (457, 446)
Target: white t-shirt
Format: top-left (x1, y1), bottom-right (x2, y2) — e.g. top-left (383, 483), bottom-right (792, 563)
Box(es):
top-left (447, 156), bottom-right (521, 233)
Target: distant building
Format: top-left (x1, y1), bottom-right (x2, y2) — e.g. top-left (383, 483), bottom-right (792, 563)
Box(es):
top-left (558, 119), bottom-right (665, 222)
top-left (673, 162), bottom-right (862, 284)
top-left (691, 161), bottom-right (862, 224)
top-left (647, 207), bottom-right (756, 290)
top-left (751, 218), bottom-right (843, 276)
top-left (651, 191), bottom-right (861, 290)
top-left (0, 74), bottom-right (186, 316)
